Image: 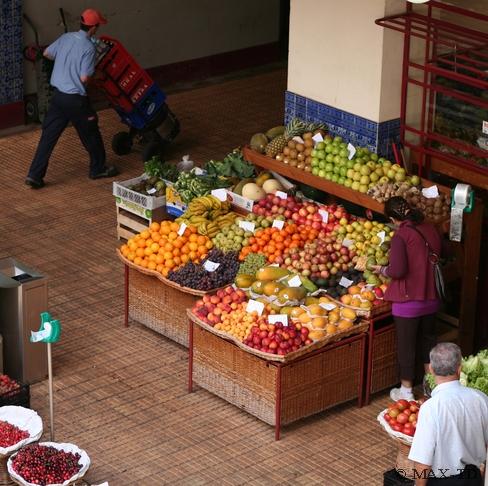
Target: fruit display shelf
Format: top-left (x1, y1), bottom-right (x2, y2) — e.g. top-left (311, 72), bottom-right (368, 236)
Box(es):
top-left (242, 146), bottom-right (450, 217)
top-left (187, 309), bottom-right (369, 363)
top-left (188, 316), bottom-right (367, 440)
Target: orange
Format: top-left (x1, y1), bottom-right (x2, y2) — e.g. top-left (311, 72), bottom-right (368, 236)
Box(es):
top-left (189, 225), bottom-right (197, 234)
top-left (165, 258), bottom-right (175, 268)
top-left (181, 244), bottom-right (189, 254)
top-left (139, 259), bottom-right (148, 268)
top-left (151, 232), bottom-right (161, 243)
top-left (150, 222), bottom-right (160, 232)
top-left (173, 256), bottom-right (181, 266)
top-left (127, 252), bottom-right (136, 262)
top-left (173, 239), bottom-right (183, 249)
top-left (189, 234), bottom-right (198, 243)
top-left (137, 239), bottom-right (146, 248)
top-left (164, 242), bottom-right (174, 252)
top-left (134, 256), bottom-right (142, 266)
top-left (197, 235), bottom-right (206, 246)
top-left (136, 247), bottom-right (145, 257)
top-left (189, 251), bottom-right (197, 260)
top-left (145, 238), bottom-right (154, 248)
top-left (140, 230), bottom-right (150, 240)
top-left (149, 254), bottom-right (157, 262)
top-left (150, 243), bottom-right (160, 253)
top-left (156, 254), bottom-right (164, 264)
top-left (197, 246), bottom-right (207, 256)
top-left (170, 222), bottom-right (179, 232)
top-left (181, 254), bottom-right (190, 264)
top-left (156, 264), bottom-right (164, 273)
top-left (189, 242), bottom-right (198, 252)
top-left (160, 224), bottom-right (171, 236)
top-left (144, 247), bottom-right (153, 256)
top-left (161, 267), bottom-right (170, 277)
top-left (205, 240), bottom-right (213, 249)
top-left (168, 231), bottom-right (178, 241)
top-left (158, 247), bottom-right (166, 255)
top-left (120, 244), bottom-right (128, 253)
top-left (163, 251), bottom-right (173, 260)
top-left (121, 247), bottom-right (129, 257)
top-left (147, 261), bottom-right (157, 271)
top-left (172, 248), bottom-right (180, 257)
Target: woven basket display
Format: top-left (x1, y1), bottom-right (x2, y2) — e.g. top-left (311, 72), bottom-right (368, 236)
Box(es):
top-left (188, 310), bottom-right (369, 363)
top-left (370, 324), bottom-right (399, 394)
top-left (193, 324), bottom-right (364, 426)
top-left (129, 268), bottom-right (197, 347)
top-left (321, 293), bottom-right (391, 318)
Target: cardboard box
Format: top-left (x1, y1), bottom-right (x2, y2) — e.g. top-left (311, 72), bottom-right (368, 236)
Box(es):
top-left (165, 182), bottom-right (187, 217)
top-left (226, 171), bottom-right (295, 212)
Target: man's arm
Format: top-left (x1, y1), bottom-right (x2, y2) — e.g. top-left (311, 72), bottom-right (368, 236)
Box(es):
top-left (80, 49), bottom-right (96, 85)
top-left (43, 48), bottom-right (54, 60)
top-left (414, 462), bottom-right (431, 486)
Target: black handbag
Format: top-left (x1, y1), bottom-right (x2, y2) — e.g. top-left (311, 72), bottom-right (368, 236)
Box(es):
top-left (409, 225), bottom-right (447, 302)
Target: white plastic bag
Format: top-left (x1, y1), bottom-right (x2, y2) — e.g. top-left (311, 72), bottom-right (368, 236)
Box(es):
top-left (177, 155), bottom-right (194, 172)
top-left (0, 406), bottom-right (43, 456)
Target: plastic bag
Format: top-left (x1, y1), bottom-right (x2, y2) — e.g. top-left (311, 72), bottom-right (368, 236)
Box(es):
top-left (177, 155), bottom-right (194, 172)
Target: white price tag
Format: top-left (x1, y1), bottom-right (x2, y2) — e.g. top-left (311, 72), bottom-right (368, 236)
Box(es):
top-left (30, 329), bottom-right (50, 343)
top-left (287, 275), bottom-right (302, 287)
top-left (177, 222), bottom-right (187, 236)
top-left (231, 283), bottom-right (238, 290)
top-left (268, 314), bottom-right (288, 326)
top-left (342, 238), bottom-right (354, 248)
top-left (203, 260), bottom-right (220, 272)
top-left (292, 136), bottom-right (305, 144)
top-left (339, 276), bottom-right (354, 288)
top-left (320, 302), bottom-right (337, 311)
top-left (275, 191), bottom-right (288, 200)
top-left (422, 185), bottom-right (439, 199)
top-left (93, 483), bottom-right (109, 486)
top-left (146, 187), bottom-right (157, 195)
top-left (312, 133), bottom-right (324, 144)
top-left (482, 120), bottom-right (488, 135)
top-left (194, 167), bottom-right (204, 175)
top-left (347, 143), bottom-right (357, 160)
top-left (272, 219), bottom-right (285, 230)
top-left (269, 263), bottom-right (280, 267)
top-left (211, 188), bottom-right (228, 202)
top-left (319, 209), bottom-right (329, 223)
top-left (246, 299), bottom-right (265, 316)
top-left (377, 231), bottom-right (386, 245)
top-left (239, 221), bottom-right (255, 232)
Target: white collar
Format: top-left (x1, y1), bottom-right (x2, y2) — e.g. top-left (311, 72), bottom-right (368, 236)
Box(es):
top-left (431, 379), bottom-right (461, 396)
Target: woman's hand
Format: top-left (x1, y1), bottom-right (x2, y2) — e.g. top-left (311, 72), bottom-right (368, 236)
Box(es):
top-left (370, 265), bottom-right (383, 274)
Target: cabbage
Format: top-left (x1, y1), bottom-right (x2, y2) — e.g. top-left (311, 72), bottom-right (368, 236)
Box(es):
top-left (472, 377), bottom-right (488, 396)
top-left (462, 355), bottom-right (484, 380)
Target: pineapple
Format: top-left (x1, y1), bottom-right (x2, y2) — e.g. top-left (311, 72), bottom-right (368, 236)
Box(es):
top-left (265, 118), bottom-right (307, 157)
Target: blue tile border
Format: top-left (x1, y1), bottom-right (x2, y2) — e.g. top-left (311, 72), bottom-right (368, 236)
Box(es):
top-left (284, 91), bottom-right (400, 158)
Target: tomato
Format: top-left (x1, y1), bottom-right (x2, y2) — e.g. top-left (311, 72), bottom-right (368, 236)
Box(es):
top-left (384, 413), bottom-right (391, 422)
top-left (403, 424), bottom-right (414, 436)
top-left (388, 408), bottom-right (400, 418)
top-left (387, 402), bottom-right (398, 410)
top-left (409, 400), bottom-right (417, 406)
top-left (408, 413), bottom-right (417, 423)
top-left (396, 399), bottom-right (409, 411)
top-left (392, 424), bottom-right (403, 432)
top-left (409, 404), bottom-right (419, 413)
top-left (403, 409), bottom-right (412, 417)
top-left (397, 413), bottom-right (408, 425)
top-left (411, 421), bottom-right (417, 428)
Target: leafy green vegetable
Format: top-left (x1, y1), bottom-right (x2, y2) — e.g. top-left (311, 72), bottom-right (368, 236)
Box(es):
top-left (144, 156), bottom-right (179, 182)
top-left (174, 169), bottom-right (234, 204)
top-left (204, 150), bottom-right (255, 179)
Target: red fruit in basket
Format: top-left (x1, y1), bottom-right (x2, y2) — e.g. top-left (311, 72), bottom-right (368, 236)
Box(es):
top-left (396, 399), bottom-right (409, 411)
top-left (403, 423), bottom-right (414, 436)
top-left (396, 413), bottom-right (408, 425)
top-left (388, 408), bottom-right (400, 419)
top-left (252, 336), bottom-right (261, 346)
top-left (410, 404), bottom-right (419, 413)
top-left (402, 409), bottom-right (411, 417)
top-left (409, 413), bottom-right (417, 423)
top-left (384, 413), bottom-right (391, 423)
top-left (392, 424), bottom-right (403, 432)
top-left (259, 331), bottom-right (268, 339)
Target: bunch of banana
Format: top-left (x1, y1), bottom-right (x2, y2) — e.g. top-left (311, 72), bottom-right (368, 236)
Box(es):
top-left (176, 195), bottom-right (237, 237)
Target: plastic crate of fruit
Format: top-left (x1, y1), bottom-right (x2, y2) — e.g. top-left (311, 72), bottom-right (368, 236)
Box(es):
top-left (113, 175), bottom-right (167, 211)
top-left (0, 376), bottom-right (29, 409)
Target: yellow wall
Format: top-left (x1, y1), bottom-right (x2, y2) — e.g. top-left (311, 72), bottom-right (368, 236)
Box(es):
top-left (23, 0), bottom-right (281, 93)
top-left (288, 0), bottom-right (405, 122)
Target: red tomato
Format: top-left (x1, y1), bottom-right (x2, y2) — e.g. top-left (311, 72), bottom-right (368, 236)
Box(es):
top-left (392, 424), bottom-right (403, 432)
top-left (397, 413), bottom-right (409, 425)
top-left (388, 408), bottom-right (400, 418)
top-left (411, 421), bottom-right (417, 428)
top-left (384, 413), bottom-right (391, 422)
top-left (387, 402), bottom-right (398, 410)
top-left (408, 413), bottom-right (417, 423)
top-left (410, 404), bottom-right (419, 413)
top-left (403, 424), bottom-right (414, 436)
top-left (397, 399), bottom-right (409, 411)
top-left (403, 409), bottom-right (412, 417)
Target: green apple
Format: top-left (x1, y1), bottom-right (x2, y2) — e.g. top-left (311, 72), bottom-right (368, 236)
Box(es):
top-left (351, 181), bottom-right (360, 191)
top-left (318, 169), bottom-right (326, 178)
top-left (360, 166), bottom-right (372, 176)
top-left (312, 167), bottom-right (319, 176)
top-left (360, 175), bottom-right (370, 185)
top-left (344, 179), bottom-right (353, 188)
top-left (379, 176), bottom-right (389, 183)
top-left (410, 175), bottom-right (420, 186)
top-left (370, 172), bottom-right (379, 182)
top-left (387, 169), bottom-right (396, 179)
top-left (347, 169), bottom-right (355, 179)
top-left (353, 172), bottom-right (362, 182)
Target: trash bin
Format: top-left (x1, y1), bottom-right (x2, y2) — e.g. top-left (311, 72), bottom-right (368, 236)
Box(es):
top-left (0, 258), bottom-right (48, 383)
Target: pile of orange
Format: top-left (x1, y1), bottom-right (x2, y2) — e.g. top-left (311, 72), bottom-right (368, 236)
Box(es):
top-left (120, 221), bottom-right (213, 277)
top-left (239, 224), bottom-right (319, 263)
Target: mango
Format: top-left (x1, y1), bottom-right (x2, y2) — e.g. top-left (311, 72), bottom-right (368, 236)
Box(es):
top-left (263, 281), bottom-right (285, 297)
top-left (304, 297), bottom-right (319, 306)
top-left (251, 280), bottom-right (266, 295)
top-left (338, 319), bottom-right (354, 330)
top-left (341, 307), bottom-right (357, 321)
top-left (256, 267), bottom-right (290, 282)
top-left (309, 330), bottom-right (326, 341)
top-left (277, 286), bottom-right (306, 304)
top-left (235, 274), bottom-right (255, 289)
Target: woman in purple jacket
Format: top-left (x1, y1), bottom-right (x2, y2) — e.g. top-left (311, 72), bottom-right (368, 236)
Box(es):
top-left (373, 196), bottom-right (442, 402)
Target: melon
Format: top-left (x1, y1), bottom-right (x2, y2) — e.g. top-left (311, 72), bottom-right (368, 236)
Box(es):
top-left (262, 179), bottom-right (284, 194)
top-left (250, 133), bottom-right (269, 153)
top-left (242, 183), bottom-right (265, 201)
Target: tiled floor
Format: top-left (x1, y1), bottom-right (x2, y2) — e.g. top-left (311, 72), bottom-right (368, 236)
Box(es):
top-left (0, 68), bottom-right (396, 485)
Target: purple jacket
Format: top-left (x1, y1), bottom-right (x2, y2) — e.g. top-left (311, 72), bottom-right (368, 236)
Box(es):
top-left (384, 221), bottom-right (442, 303)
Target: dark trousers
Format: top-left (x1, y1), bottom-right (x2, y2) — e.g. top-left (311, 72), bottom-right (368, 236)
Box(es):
top-left (427, 465), bottom-right (482, 485)
top-left (28, 89), bottom-right (106, 181)
top-left (394, 314), bottom-right (437, 381)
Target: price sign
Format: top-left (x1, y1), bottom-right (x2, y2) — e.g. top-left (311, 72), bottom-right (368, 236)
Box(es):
top-left (146, 187), bottom-right (157, 195)
top-left (319, 209), bottom-right (329, 223)
top-left (342, 238), bottom-right (354, 248)
top-left (377, 231), bottom-right (386, 245)
top-left (177, 223), bottom-right (187, 236)
top-left (246, 299), bottom-right (265, 316)
top-left (275, 191), bottom-right (288, 200)
top-left (312, 133), bottom-right (324, 144)
top-left (211, 188), bottom-right (228, 201)
top-left (422, 185), bottom-right (439, 199)
top-left (268, 314), bottom-right (288, 326)
top-left (347, 143), bottom-right (357, 160)
top-left (272, 219), bottom-right (285, 230)
top-left (320, 302), bottom-right (337, 311)
top-left (339, 276), bottom-right (354, 288)
top-left (239, 221), bottom-right (255, 232)
top-left (194, 167), bottom-right (204, 175)
top-left (287, 275), bottom-right (302, 287)
top-left (203, 260), bottom-right (220, 272)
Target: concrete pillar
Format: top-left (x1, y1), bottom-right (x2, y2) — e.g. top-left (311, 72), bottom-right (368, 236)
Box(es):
top-left (286, 0), bottom-right (406, 156)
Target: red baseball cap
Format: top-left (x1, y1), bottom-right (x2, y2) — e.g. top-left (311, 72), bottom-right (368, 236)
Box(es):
top-left (81, 8), bottom-right (107, 26)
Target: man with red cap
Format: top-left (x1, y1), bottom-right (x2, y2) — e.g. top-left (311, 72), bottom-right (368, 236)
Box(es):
top-left (26, 8), bottom-right (118, 189)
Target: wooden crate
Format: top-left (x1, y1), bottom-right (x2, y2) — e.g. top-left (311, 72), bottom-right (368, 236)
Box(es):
top-left (370, 324), bottom-right (399, 395)
top-left (192, 324), bottom-right (365, 428)
top-left (116, 206), bottom-right (167, 241)
top-left (128, 267), bottom-right (196, 347)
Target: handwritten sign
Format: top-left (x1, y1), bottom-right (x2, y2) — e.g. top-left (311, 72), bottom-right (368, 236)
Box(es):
top-left (275, 191), bottom-right (288, 200)
top-left (339, 276), bottom-right (354, 288)
top-left (272, 219), bottom-right (285, 230)
top-left (287, 275), bottom-right (302, 287)
top-left (422, 185), bottom-right (439, 199)
top-left (246, 299), bottom-right (265, 316)
top-left (347, 143), bottom-right (357, 160)
top-left (268, 314), bottom-right (288, 326)
top-left (177, 223), bottom-right (187, 236)
top-left (239, 221), bottom-right (255, 232)
top-left (211, 188), bottom-right (228, 201)
top-left (319, 209), bottom-right (329, 223)
top-left (203, 260), bottom-right (220, 272)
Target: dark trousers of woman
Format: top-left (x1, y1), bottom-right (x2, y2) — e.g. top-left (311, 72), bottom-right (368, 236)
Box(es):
top-left (394, 314), bottom-right (437, 382)
top-left (27, 89), bottom-right (106, 182)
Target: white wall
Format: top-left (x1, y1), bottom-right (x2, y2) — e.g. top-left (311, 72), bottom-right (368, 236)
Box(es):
top-left (23, 0), bottom-right (281, 93)
top-left (287, 0), bottom-right (405, 122)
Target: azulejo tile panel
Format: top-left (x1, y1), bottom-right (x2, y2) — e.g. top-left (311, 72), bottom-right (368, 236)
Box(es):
top-left (284, 91), bottom-right (400, 158)
top-left (0, 0), bottom-right (23, 105)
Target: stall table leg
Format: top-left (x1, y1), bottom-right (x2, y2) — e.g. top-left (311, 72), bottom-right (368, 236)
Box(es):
top-left (275, 363), bottom-right (282, 441)
top-left (124, 265), bottom-right (129, 327)
top-left (188, 319), bottom-right (194, 393)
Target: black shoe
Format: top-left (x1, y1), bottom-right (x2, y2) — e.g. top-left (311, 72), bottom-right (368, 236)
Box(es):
top-left (25, 177), bottom-right (45, 189)
top-left (89, 166), bottom-right (119, 180)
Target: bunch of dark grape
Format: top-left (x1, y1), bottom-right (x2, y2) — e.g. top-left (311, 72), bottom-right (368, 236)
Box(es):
top-left (168, 249), bottom-right (239, 291)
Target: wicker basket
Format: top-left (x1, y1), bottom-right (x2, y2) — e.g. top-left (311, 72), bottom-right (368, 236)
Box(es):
top-left (188, 309), bottom-right (369, 363)
top-left (129, 267), bottom-right (197, 347)
top-left (370, 324), bottom-right (399, 394)
top-left (0, 455), bottom-right (13, 486)
top-left (193, 324), bottom-right (364, 426)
